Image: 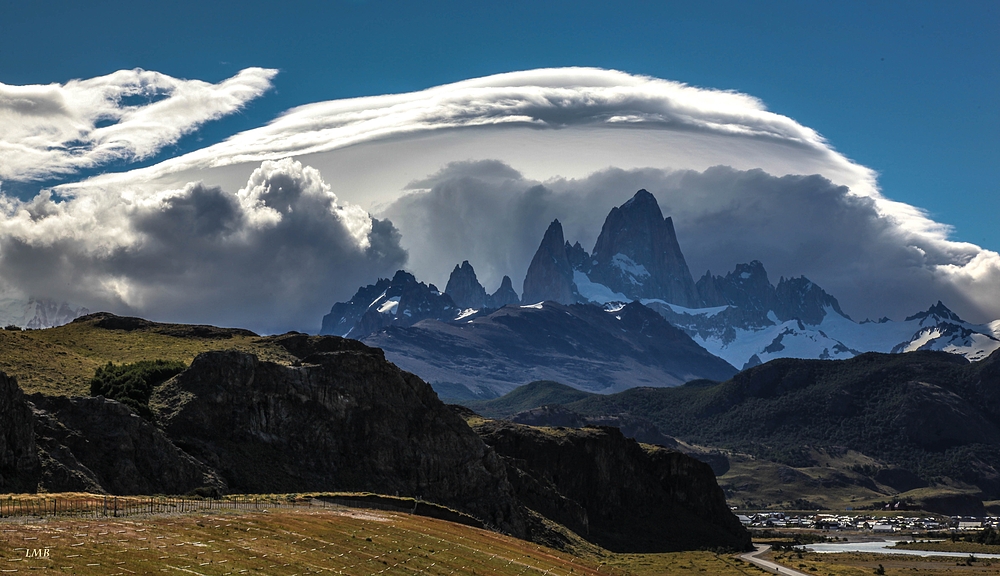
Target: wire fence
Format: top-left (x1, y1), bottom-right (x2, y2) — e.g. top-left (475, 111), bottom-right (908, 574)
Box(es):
top-left (0, 494), bottom-right (309, 520)
top-left (0, 493), bottom-right (487, 530)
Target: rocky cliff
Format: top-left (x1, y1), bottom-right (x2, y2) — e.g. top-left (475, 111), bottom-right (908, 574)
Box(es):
top-left (152, 335), bottom-right (527, 536)
top-left (29, 394), bottom-right (224, 495)
top-left (0, 372), bottom-right (39, 493)
top-left (472, 420), bottom-right (751, 552)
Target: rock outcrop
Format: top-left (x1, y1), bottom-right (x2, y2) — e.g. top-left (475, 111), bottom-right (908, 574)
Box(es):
top-left (0, 372), bottom-right (39, 493)
top-left (29, 394), bottom-right (225, 495)
top-left (152, 338), bottom-right (527, 536)
top-left (588, 190), bottom-right (698, 307)
top-left (522, 220), bottom-right (579, 305)
top-left (473, 420), bottom-right (751, 552)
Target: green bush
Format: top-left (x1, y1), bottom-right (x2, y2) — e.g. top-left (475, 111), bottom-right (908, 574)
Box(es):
top-left (89, 359), bottom-right (186, 419)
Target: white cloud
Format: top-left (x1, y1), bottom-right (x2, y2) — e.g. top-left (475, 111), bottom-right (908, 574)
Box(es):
top-left (0, 67), bottom-right (276, 181)
top-left (0, 159), bottom-right (406, 333)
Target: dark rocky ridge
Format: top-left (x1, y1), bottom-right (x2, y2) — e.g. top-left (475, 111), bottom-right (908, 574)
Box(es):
top-left (473, 420), bottom-right (751, 552)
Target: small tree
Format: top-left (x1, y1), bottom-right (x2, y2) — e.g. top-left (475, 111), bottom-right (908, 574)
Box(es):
top-left (89, 359), bottom-right (186, 419)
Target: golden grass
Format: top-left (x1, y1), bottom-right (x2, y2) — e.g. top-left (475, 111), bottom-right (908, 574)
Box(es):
top-left (0, 505), bottom-right (754, 576)
top-left (0, 323), bottom-right (294, 396)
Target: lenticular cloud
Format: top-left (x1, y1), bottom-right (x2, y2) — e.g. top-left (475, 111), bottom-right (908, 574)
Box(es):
top-left (0, 67), bottom-right (276, 181)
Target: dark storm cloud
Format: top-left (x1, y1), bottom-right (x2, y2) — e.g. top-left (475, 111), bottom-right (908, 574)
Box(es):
top-left (0, 159), bottom-right (407, 333)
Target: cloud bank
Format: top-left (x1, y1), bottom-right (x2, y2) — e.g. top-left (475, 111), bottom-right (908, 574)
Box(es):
top-left (385, 161), bottom-right (1000, 324)
top-left (0, 67), bottom-right (997, 329)
top-left (0, 67), bottom-right (276, 182)
top-left (0, 159), bottom-right (406, 333)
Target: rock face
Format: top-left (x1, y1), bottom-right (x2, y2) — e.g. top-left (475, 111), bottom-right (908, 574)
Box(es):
top-left (29, 394), bottom-right (225, 495)
top-left (521, 220), bottom-right (579, 305)
top-left (152, 337), bottom-right (526, 536)
top-left (363, 301), bottom-right (738, 399)
top-left (473, 420), bottom-right (751, 552)
top-left (0, 372), bottom-right (39, 493)
top-left (320, 270), bottom-right (458, 338)
top-left (588, 190), bottom-right (698, 307)
top-left (445, 261), bottom-right (489, 310)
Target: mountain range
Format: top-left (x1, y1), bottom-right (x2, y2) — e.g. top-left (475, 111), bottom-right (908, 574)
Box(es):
top-left (321, 189), bottom-right (1000, 396)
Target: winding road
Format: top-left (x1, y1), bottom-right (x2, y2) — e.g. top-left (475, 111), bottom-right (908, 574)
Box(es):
top-left (740, 544), bottom-right (811, 576)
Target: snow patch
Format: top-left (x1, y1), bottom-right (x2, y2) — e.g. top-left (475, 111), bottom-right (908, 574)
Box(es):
top-left (377, 297), bottom-right (400, 315)
top-left (641, 299), bottom-right (729, 318)
top-left (574, 271), bottom-right (629, 304)
top-left (611, 253), bottom-right (650, 284)
top-left (456, 308), bottom-right (479, 320)
top-left (520, 302), bottom-right (544, 309)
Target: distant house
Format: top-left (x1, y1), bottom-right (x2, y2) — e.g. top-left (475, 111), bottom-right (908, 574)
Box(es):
top-left (873, 523), bottom-right (896, 533)
top-left (737, 515), bottom-right (752, 526)
top-left (958, 521), bottom-right (983, 530)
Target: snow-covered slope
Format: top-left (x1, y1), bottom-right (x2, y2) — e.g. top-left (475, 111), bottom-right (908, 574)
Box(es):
top-left (0, 297), bottom-right (90, 329)
top-left (648, 299), bottom-right (1000, 369)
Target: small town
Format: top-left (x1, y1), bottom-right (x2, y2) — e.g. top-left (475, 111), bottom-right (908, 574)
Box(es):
top-left (740, 511), bottom-right (1000, 533)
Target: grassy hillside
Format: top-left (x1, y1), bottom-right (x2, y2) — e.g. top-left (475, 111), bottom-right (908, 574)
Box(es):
top-left (0, 314), bottom-right (296, 396)
top-left (0, 503), bottom-right (753, 575)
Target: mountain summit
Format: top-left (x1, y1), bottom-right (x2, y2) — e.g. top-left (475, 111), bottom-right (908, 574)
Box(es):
top-left (589, 190), bottom-right (699, 307)
top-left (521, 219), bottom-right (579, 305)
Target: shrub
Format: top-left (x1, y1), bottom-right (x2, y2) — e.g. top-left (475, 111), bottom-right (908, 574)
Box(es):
top-left (89, 359), bottom-right (186, 419)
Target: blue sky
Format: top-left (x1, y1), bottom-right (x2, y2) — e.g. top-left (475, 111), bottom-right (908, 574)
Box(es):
top-left (4, 0), bottom-right (996, 249)
top-left (2, 0), bottom-right (999, 331)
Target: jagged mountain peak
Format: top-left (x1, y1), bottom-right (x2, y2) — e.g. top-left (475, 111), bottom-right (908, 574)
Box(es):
top-left (588, 190), bottom-right (698, 306)
top-left (724, 260), bottom-right (770, 286)
top-left (446, 260), bottom-right (488, 310)
top-left (490, 275), bottom-right (520, 308)
top-left (522, 219), bottom-right (578, 305)
top-left (320, 269), bottom-right (457, 338)
top-left (906, 300), bottom-right (964, 324)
